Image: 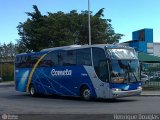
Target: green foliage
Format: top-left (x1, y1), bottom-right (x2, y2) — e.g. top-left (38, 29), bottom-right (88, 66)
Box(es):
top-left (1, 63), bottom-right (14, 81)
top-left (0, 42), bottom-right (16, 62)
top-left (17, 5), bottom-right (123, 52)
top-left (0, 43), bottom-right (16, 81)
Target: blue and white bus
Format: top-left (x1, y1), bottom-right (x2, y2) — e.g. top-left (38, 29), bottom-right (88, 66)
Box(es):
top-left (15, 44), bottom-right (142, 100)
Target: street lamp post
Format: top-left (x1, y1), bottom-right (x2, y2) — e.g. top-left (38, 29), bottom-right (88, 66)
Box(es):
top-left (88, 0), bottom-right (91, 45)
top-left (0, 59), bottom-right (2, 82)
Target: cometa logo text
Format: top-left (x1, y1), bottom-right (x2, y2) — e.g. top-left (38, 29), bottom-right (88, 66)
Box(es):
top-left (51, 69), bottom-right (72, 76)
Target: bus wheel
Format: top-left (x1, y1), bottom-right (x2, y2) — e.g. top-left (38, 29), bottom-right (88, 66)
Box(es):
top-left (29, 85), bottom-right (37, 96)
top-left (81, 86), bottom-right (91, 100)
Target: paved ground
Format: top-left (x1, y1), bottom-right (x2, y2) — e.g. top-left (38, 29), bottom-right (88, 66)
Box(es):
top-left (141, 90), bottom-right (160, 96)
top-left (0, 82), bottom-right (160, 120)
top-left (0, 86), bottom-right (160, 114)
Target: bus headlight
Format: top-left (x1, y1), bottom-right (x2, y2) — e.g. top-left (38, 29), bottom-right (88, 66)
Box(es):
top-left (112, 88), bottom-right (122, 91)
top-left (137, 86), bottom-right (142, 90)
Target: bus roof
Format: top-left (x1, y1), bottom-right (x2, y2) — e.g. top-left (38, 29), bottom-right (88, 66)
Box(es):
top-left (41, 44), bottom-right (134, 52)
top-left (16, 44), bottom-right (134, 56)
top-left (16, 51), bottom-right (47, 57)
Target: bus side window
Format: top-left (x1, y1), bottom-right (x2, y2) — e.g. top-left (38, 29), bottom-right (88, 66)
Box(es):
top-left (92, 48), bottom-right (109, 82)
top-left (26, 55), bottom-right (31, 68)
top-left (64, 50), bottom-right (76, 66)
top-left (76, 48), bottom-right (92, 66)
top-left (58, 50), bottom-right (76, 66)
top-left (21, 56), bottom-right (28, 68)
top-left (58, 51), bottom-right (65, 66)
top-left (39, 51), bottom-right (58, 67)
top-left (51, 51), bottom-right (58, 66)
top-left (15, 56), bottom-right (20, 68)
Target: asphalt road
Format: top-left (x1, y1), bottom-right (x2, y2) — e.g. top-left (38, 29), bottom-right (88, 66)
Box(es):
top-left (0, 86), bottom-right (160, 120)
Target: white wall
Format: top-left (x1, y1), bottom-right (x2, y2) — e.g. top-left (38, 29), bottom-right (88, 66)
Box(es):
top-left (154, 43), bottom-right (160, 57)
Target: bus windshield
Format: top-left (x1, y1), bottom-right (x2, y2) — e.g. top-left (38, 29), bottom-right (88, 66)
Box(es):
top-left (108, 48), bottom-right (137, 59)
top-left (106, 48), bottom-right (140, 83)
top-left (110, 60), bottom-right (140, 83)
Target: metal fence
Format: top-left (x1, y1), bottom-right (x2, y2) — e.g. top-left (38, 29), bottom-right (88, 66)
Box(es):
top-left (142, 78), bottom-right (160, 90)
top-left (141, 63), bottom-right (160, 90)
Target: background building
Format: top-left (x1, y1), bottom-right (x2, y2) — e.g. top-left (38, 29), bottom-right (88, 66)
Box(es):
top-left (123, 28), bottom-right (160, 57)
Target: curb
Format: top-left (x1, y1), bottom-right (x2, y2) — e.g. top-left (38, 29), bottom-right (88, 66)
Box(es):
top-left (140, 91), bottom-right (160, 96)
top-left (0, 81), bottom-right (15, 87)
top-left (140, 94), bottom-right (160, 96)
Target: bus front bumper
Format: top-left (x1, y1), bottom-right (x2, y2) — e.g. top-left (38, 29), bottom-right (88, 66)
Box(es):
top-left (111, 87), bottom-right (142, 98)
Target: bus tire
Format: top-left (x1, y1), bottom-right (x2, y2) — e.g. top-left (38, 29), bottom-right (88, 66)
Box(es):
top-left (80, 86), bottom-right (91, 100)
top-left (29, 84), bottom-right (37, 97)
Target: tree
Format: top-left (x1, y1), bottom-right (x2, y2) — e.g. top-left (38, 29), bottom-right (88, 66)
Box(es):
top-left (0, 42), bottom-right (16, 62)
top-left (17, 5), bottom-right (123, 52)
top-left (0, 42), bottom-right (16, 81)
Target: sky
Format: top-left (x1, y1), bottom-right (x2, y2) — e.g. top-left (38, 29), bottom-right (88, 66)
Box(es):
top-left (0, 0), bottom-right (160, 44)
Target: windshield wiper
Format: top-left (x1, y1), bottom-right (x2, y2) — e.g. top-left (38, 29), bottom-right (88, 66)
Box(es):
top-left (128, 63), bottom-right (138, 82)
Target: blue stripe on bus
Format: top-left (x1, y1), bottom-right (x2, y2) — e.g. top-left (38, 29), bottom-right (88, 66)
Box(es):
top-left (15, 66), bottom-right (97, 97)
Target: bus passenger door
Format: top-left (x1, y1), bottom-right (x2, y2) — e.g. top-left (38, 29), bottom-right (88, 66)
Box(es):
top-left (85, 65), bottom-right (110, 99)
top-left (96, 60), bottom-right (110, 98)
top-left (92, 48), bottom-right (110, 98)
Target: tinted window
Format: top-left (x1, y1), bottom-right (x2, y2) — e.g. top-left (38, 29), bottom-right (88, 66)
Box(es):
top-left (15, 55), bottom-right (30, 68)
top-left (39, 51), bottom-right (58, 67)
top-left (30, 54), bottom-right (41, 67)
top-left (15, 54), bottom-right (42, 68)
top-left (76, 48), bottom-right (91, 66)
top-left (58, 51), bottom-right (66, 66)
top-left (58, 50), bottom-right (76, 66)
top-left (51, 51), bottom-right (58, 66)
top-left (15, 56), bottom-right (21, 68)
top-left (92, 48), bottom-right (109, 82)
